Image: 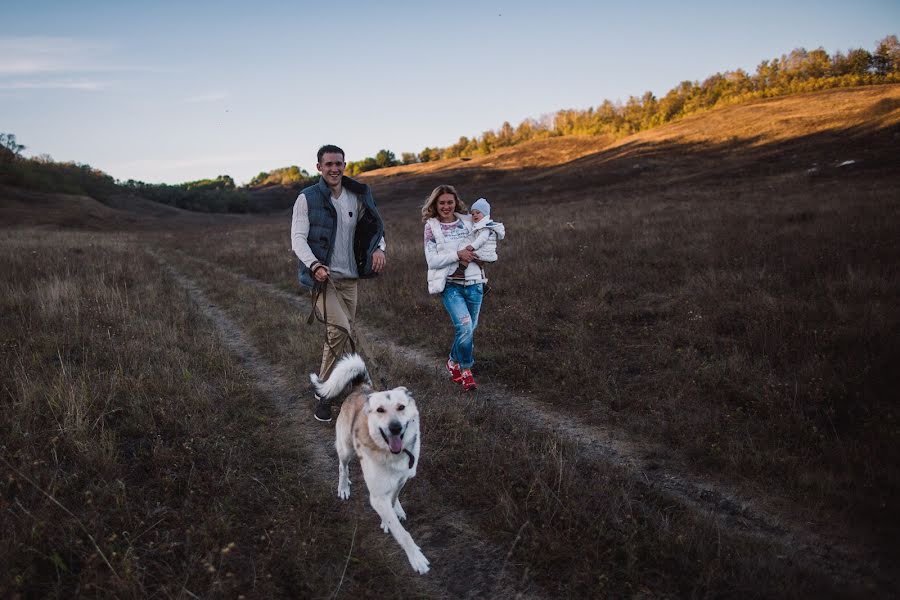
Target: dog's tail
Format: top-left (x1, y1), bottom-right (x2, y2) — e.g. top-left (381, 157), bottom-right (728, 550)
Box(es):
top-left (309, 353), bottom-right (372, 400)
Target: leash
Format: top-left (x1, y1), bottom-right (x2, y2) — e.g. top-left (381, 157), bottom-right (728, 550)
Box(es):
top-left (306, 268), bottom-right (388, 387)
top-left (307, 278), bottom-right (357, 354)
top-left (403, 433), bottom-right (418, 468)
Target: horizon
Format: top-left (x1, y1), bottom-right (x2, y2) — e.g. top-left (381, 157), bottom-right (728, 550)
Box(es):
top-left (2, 0), bottom-right (898, 185)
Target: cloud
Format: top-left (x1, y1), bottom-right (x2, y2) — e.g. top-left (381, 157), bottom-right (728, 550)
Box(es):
top-left (0, 36), bottom-right (114, 75)
top-left (0, 79), bottom-right (108, 91)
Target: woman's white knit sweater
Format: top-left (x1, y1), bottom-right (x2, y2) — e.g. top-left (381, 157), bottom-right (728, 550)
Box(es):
top-left (424, 214), bottom-right (505, 294)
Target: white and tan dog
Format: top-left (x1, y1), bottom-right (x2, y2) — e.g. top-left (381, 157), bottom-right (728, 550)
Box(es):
top-left (310, 354), bottom-right (429, 574)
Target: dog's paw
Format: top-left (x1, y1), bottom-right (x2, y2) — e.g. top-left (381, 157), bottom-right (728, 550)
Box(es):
top-left (395, 504), bottom-right (407, 521)
top-left (337, 483), bottom-right (350, 500)
top-left (380, 521), bottom-right (390, 533)
top-left (407, 548), bottom-right (430, 574)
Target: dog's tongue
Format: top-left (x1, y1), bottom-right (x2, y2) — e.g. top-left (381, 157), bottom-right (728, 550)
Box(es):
top-left (387, 434), bottom-right (403, 454)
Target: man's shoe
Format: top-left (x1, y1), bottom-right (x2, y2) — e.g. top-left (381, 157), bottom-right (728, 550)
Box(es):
top-left (460, 370), bottom-right (477, 391)
top-left (314, 394), bottom-right (332, 422)
top-left (446, 359), bottom-right (463, 383)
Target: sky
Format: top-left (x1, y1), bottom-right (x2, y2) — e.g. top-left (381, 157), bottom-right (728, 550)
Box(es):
top-left (2, 0), bottom-right (898, 185)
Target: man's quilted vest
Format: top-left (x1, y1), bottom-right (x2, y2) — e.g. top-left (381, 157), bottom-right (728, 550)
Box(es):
top-left (296, 176), bottom-right (384, 289)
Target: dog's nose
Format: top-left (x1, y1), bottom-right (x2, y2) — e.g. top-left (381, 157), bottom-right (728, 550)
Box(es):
top-left (388, 421), bottom-right (402, 435)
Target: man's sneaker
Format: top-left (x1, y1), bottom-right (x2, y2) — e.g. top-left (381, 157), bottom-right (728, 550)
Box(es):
top-left (314, 394), bottom-right (332, 422)
top-left (446, 359), bottom-right (463, 383)
top-left (460, 370), bottom-right (477, 391)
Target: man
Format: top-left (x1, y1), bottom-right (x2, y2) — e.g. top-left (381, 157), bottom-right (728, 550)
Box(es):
top-left (291, 144), bottom-right (386, 422)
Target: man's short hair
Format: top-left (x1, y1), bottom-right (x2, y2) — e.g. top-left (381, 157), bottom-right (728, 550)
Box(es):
top-left (317, 144), bottom-right (345, 163)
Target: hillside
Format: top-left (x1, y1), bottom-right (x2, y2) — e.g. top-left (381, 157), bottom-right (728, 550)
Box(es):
top-left (4, 84), bottom-right (900, 597)
top-left (2, 84), bottom-right (897, 229)
top-left (0, 184), bottom-right (234, 229)
top-left (361, 84), bottom-right (900, 204)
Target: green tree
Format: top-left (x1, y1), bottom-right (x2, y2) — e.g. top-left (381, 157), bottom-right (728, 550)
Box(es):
top-left (0, 133), bottom-right (26, 161)
top-left (346, 157), bottom-right (378, 175)
top-left (418, 147), bottom-right (441, 162)
top-left (375, 149), bottom-right (398, 168)
top-left (444, 136), bottom-right (471, 159)
top-left (845, 48), bottom-right (873, 75)
top-left (832, 49), bottom-right (872, 76)
top-left (803, 48), bottom-right (832, 78)
top-left (249, 171), bottom-right (269, 186)
top-left (401, 152), bottom-right (419, 164)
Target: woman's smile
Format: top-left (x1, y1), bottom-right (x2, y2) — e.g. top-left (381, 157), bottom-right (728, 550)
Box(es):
top-left (436, 193), bottom-right (456, 221)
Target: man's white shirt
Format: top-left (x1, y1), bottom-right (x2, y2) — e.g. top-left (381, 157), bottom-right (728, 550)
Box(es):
top-left (291, 189), bottom-right (386, 279)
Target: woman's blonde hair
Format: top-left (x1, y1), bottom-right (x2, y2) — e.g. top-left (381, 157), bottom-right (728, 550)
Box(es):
top-left (421, 184), bottom-right (469, 222)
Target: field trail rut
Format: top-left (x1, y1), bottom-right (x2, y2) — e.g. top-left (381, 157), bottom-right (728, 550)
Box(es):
top-left (154, 251), bottom-right (545, 599)
top-left (163, 249), bottom-right (899, 594)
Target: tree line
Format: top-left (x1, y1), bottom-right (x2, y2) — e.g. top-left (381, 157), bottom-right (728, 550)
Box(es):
top-left (248, 165), bottom-right (319, 188)
top-left (0, 146), bottom-right (296, 214)
top-left (3, 35), bottom-right (898, 213)
top-left (2, 130), bottom-right (323, 213)
top-left (1, 136), bottom-right (121, 200)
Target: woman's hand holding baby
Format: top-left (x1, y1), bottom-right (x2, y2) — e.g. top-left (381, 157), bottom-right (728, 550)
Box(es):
top-left (457, 247), bottom-right (477, 263)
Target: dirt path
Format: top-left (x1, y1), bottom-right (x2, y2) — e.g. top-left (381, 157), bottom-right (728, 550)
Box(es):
top-left (168, 251), bottom-right (897, 594)
top-left (154, 251), bottom-right (546, 599)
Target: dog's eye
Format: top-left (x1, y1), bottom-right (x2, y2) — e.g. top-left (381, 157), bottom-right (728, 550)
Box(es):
top-left (376, 407), bottom-right (385, 413)
top-left (397, 405), bottom-right (405, 411)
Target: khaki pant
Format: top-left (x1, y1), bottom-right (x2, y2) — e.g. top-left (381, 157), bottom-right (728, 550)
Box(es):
top-left (314, 277), bottom-right (358, 380)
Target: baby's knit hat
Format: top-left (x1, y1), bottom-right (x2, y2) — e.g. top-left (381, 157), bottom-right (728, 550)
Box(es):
top-left (471, 198), bottom-right (491, 218)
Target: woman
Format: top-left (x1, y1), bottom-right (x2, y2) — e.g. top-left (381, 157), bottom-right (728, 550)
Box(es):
top-left (422, 184), bottom-right (504, 391)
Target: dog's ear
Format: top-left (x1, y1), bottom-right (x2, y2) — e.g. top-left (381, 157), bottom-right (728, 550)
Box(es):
top-left (363, 392), bottom-right (374, 414)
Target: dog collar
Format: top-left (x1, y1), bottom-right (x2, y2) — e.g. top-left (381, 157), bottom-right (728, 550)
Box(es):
top-left (380, 428), bottom-right (416, 469)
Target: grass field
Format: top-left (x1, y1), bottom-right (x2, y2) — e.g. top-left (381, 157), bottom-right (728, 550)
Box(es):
top-left (2, 85), bottom-right (899, 597)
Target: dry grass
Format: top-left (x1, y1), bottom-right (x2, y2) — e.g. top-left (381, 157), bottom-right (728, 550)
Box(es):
top-left (0, 229), bottom-right (416, 597)
top-left (174, 169), bottom-right (899, 563)
top-left (155, 85), bottom-right (900, 581)
top-left (156, 245), bottom-right (839, 597)
top-left (3, 84), bottom-right (899, 596)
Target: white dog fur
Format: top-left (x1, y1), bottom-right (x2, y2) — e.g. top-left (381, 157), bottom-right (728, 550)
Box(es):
top-left (310, 354), bottom-right (429, 574)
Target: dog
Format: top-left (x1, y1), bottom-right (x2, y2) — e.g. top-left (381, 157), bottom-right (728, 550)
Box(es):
top-left (310, 354), bottom-right (429, 574)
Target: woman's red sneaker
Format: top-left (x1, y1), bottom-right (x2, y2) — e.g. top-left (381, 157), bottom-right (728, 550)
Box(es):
top-left (460, 370), bottom-right (477, 391)
top-left (446, 359), bottom-right (463, 383)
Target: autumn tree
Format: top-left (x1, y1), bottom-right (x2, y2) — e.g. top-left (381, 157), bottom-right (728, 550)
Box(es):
top-left (418, 147), bottom-right (441, 162)
top-left (873, 35), bottom-right (900, 75)
top-left (494, 121), bottom-right (514, 147)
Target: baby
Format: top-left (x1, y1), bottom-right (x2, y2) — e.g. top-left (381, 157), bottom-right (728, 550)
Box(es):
top-left (449, 198), bottom-right (504, 279)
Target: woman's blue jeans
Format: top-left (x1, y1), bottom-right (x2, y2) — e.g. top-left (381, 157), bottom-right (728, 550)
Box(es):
top-left (441, 283), bottom-right (484, 370)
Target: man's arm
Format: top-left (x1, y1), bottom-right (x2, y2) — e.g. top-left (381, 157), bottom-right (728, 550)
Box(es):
top-left (291, 193), bottom-right (329, 280)
top-left (356, 195), bottom-right (386, 273)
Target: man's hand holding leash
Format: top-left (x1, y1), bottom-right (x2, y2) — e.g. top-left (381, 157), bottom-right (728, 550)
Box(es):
top-left (313, 264), bottom-right (330, 282)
